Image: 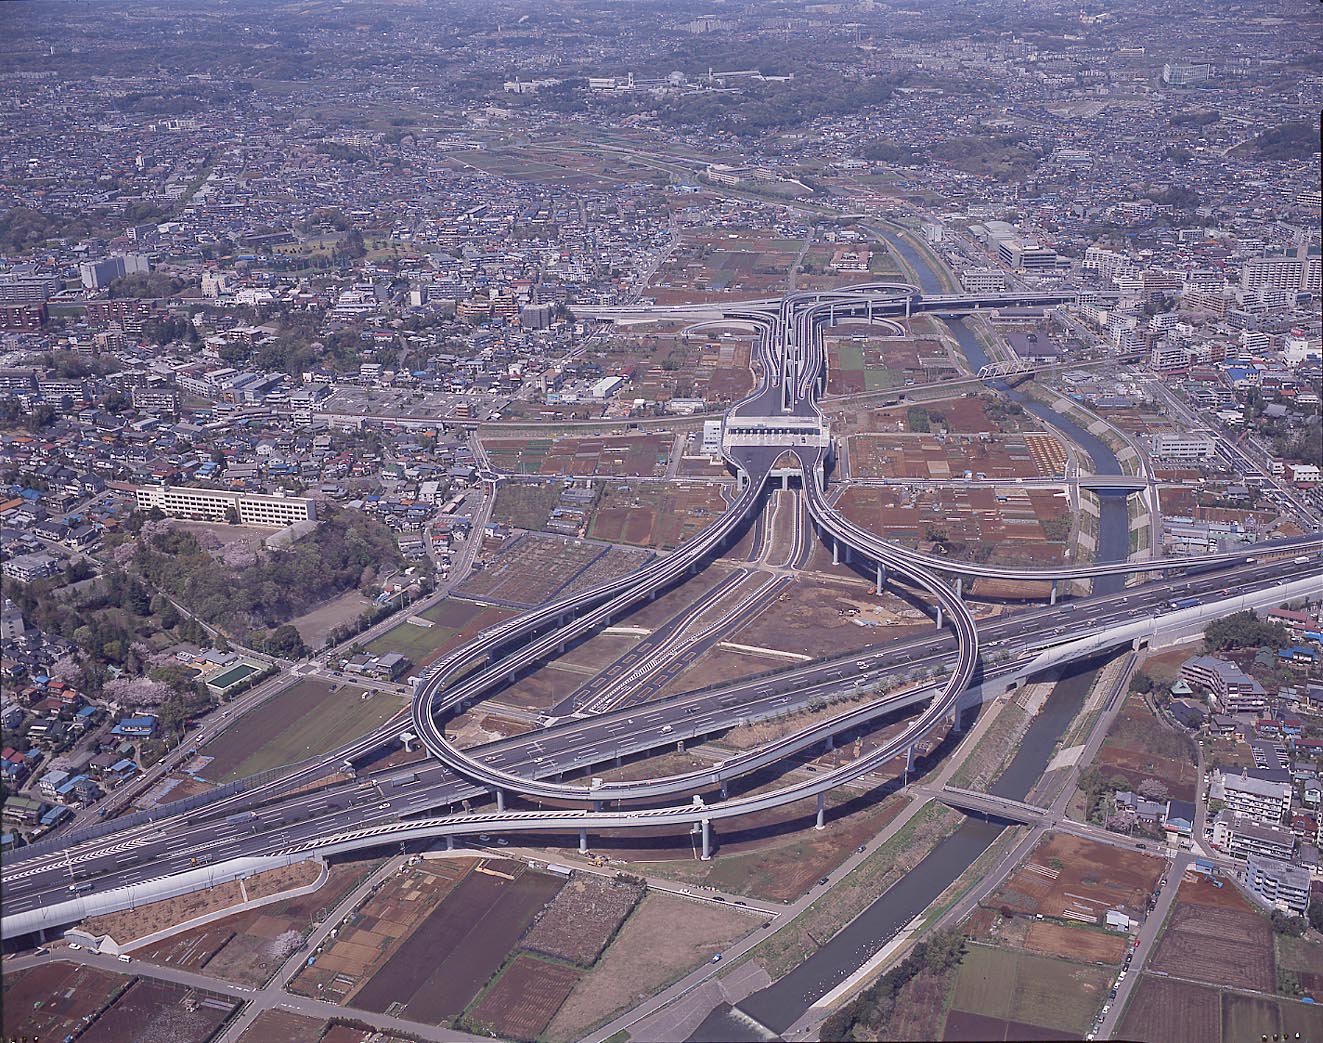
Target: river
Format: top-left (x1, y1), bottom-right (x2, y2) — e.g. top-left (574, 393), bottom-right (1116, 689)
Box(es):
top-left (686, 229), bottom-right (1133, 1041)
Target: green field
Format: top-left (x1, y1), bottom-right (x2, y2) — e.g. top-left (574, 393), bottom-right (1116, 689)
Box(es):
top-left (201, 678), bottom-right (402, 782)
top-left (364, 618), bottom-right (460, 663)
top-left (950, 944), bottom-right (1111, 1036)
top-left (864, 366), bottom-right (900, 391)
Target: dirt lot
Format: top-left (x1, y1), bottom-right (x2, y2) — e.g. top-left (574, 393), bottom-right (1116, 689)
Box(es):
top-left (948, 942), bottom-right (1111, 1038)
top-left (521, 873), bottom-right (645, 966)
top-left (351, 860), bottom-right (564, 1024)
top-left (199, 678), bottom-right (402, 782)
top-left (85, 978), bottom-right (239, 1043)
top-left (1022, 920), bottom-right (1129, 964)
top-left (545, 892), bottom-right (760, 1042)
top-left (290, 589), bottom-right (373, 648)
top-left (1095, 690), bottom-right (1199, 801)
top-left (458, 532), bottom-right (606, 606)
top-left (1, 961), bottom-right (128, 1041)
top-left (83, 860), bottom-right (321, 945)
top-left (1149, 879), bottom-right (1276, 992)
top-left (466, 954), bottom-right (584, 1041)
top-left (991, 833), bottom-right (1163, 925)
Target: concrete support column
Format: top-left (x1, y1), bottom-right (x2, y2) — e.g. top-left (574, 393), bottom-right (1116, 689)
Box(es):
top-left (824, 734), bottom-right (834, 752)
top-left (955, 577), bottom-right (963, 598)
top-left (951, 709), bottom-right (964, 734)
top-left (815, 792), bottom-right (826, 830)
top-left (558, 640), bottom-right (566, 654)
top-left (494, 788), bottom-right (505, 812)
top-left (593, 799), bottom-right (603, 813)
top-left (936, 603), bottom-right (944, 629)
top-left (844, 545), bottom-right (852, 565)
top-left (719, 779), bottom-right (728, 799)
top-left (906, 745), bottom-right (917, 773)
top-left (832, 540), bottom-right (840, 566)
top-left (782, 473), bottom-right (789, 491)
top-left (905, 295), bottom-right (912, 319)
top-left (579, 828), bottom-right (588, 853)
top-left (614, 753), bottom-right (622, 767)
top-left (446, 835), bottom-right (454, 851)
top-left (876, 563), bottom-right (886, 594)
top-left (1050, 580), bottom-right (1058, 606)
top-left (700, 817), bottom-right (712, 860)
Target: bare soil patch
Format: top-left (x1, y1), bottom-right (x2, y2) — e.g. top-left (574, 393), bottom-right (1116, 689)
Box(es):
top-left (466, 954), bottom-right (583, 1041)
top-left (521, 873), bottom-right (645, 966)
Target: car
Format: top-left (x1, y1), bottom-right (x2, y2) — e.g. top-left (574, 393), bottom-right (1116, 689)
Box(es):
top-left (711, 953), bottom-right (723, 963)
top-left (68, 944), bottom-right (82, 951)
top-left (1101, 1004), bottom-right (1111, 1015)
top-left (712, 895), bottom-right (726, 902)
top-left (496, 838), bottom-right (509, 846)
top-left (377, 802), bottom-right (390, 810)
top-left (734, 900), bottom-right (747, 906)
top-left (478, 833), bottom-right (491, 842)
top-left (819, 877), bottom-right (830, 886)
top-left (857, 845), bottom-right (866, 853)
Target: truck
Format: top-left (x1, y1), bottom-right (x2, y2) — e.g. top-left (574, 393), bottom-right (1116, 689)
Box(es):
top-left (225, 811), bottom-right (258, 825)
top-left (1170, 597), bottom-right (1201, 610)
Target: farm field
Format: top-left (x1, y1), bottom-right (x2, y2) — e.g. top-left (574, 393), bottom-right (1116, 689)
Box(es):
top-left (588, 326), bottom-right (755, 404)
top-left (289, 859), bottom-right (473, 1002)
top-left (289, 588), bottom-right (373, 648)
top-left (825, 332), bottom-right (956, 394)
top-left (482, 433), bottom-right (673, 477)
top-left (1148, 874), bottom-right (1276, 992)
top-left (236, 1010), bottom-right (328, 1043)
top-left (134, 860), bottom-right (376, 988)
top-left (457, 532), bottom-right (647, 608)
top-left (1118, 974), bottom-right (1323, 1043)
top-left (644, 227), bottom-right (803, 304)
top-left (197, 678), bottom-right (401, 782)
top-left (84, 979), bottom-right (239, 1043)
top-left (836, 484), bottom-right (1072, 567)
top-left (521, 873), bottom-right (645, 966)
top-left (1, 961), bottom-right (128, 1042)
top-left (847, 430), bottom-right (1066, 480)
top-left (363, 596), bottom-right (516, 668)
top-left (351, 860), bottom-right (564, 1024)
top-left (465, 954), bottom-right (584, 1041)
top-left (989, 833), bottom-right (1164, 925)
top-left (945, 943), bottom-right (1111, 1038)
top-left (545, 892), bottom-right (761, 1042)
top-left (588, 481), bottom-right (730, 549)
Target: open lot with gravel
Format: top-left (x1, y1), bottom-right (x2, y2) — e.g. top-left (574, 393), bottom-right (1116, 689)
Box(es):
top-left (521, 873), bottom-right (645, 966)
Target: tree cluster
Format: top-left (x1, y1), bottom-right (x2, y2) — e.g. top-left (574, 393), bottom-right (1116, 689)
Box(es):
top-left (1204, 611), bottom-right (1290, 652)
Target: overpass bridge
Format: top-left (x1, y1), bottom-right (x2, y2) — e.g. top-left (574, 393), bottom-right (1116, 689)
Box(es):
top-left (938, 787), bottom-right (1050, 825)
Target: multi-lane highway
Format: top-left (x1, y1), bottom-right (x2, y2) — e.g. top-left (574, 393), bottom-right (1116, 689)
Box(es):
top-left (5, 283), bottom-right (1319, 941)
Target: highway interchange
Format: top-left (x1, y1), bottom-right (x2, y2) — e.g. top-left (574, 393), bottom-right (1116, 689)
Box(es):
top-left (4, 282), bottom-right (1321, 941)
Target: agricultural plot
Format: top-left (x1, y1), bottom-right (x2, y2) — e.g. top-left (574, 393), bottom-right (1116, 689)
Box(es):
top-left (557, 543), bottom-right (654, 601)
top-left (490, 481), bottom-right (568, 531)
top-left (1, 961), bottom-right (128, 1042)
top-left (836, 484), bottom-right (1071, 567)
top-left (290, 859), bottom-right (472, 1002)
top-left (457, 533), bottom-right (612, 608)
top-left (592, 328), bottom-right (755, 405)
top-left (645, 228), bottom-right (802, 304)
top-left (847, 431), bottom-right (1066, 480)
top-left (588, 482), bottom-right (730, 549)
top-left (826, 333), bottom-right (955, 394)
top-left (236, 1010), bottom-right (328, 1043)
top-left (1118, 974), bottom-right (1323, 1043)
top-left (86, 979), bottom-right (239, 1043)
top-left (945, 943), bottom-right (1111, 1038)
top-left (990, 834), bottom-right (1163, 925)
top-left (198, 678), bottom-right (401, 782)
top-left (465, 955), bottom-right (584, 1041)
top-left (351, 860), bottom-right (564, 1024)
top-left (482, 434), bottom-right (673, 477)
top-left (521, 874), bottom-right (645, 966)
top-left (1149, 882), bottom-right (1276, 992)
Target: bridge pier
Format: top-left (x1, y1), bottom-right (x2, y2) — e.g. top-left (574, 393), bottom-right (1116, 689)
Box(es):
top-left (1050, 581), bottom-right (1058, 606)
top-left (906, 744), bottom-right (917, 775)
top-left (955, 577), bottom-right (963, 598)
top-left (494, 788), bottom-right (505, 812)
top-left (446, 835), bottom-right (455, 851)
top-left (876, 563), bottom-right (886, 594)
top-left (782, 472), bottom-right (789, 491)
top-left (579, 828), bottom-right (588, 854)
top-left (832, 540), bottom-right (839, 566)
top-left (700, 817), bottom-right (712, 860)
top-left (824, 734), bottom-right (834, 752)
top-left (720, 778), bottom-right (728, 799)
top-left (815, 792), bottom-right (826, 830)
top-left (936, 603), bottom-right (943, 629)
top-left (950, 709), bottom-right (964, 734)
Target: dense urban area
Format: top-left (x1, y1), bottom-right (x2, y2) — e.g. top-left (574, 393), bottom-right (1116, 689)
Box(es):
top-left (1, 1), bottom-right (1320, 1041)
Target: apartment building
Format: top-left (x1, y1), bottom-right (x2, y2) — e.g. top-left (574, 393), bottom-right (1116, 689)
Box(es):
top-left (1181, 655), bottom-right (1268, 713)
top-left (136, 485), bottom-right (316, 527)
top-left (1243, 854), bottom-right (1311, 914)
top-left (1211, 810), bottom-right (1297, 861)
top-left (1210, 769), bottom-right (1293, 825)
